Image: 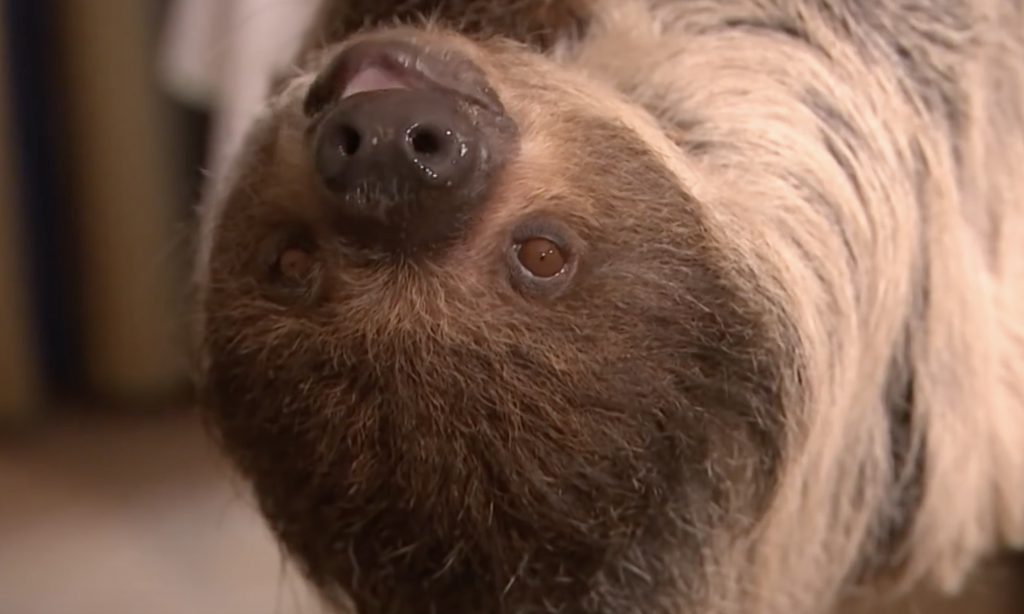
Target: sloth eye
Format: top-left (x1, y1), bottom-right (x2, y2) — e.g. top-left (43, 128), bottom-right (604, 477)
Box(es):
top-left (276, 246), bottom-right (314, 279)
top-left (515, 237), bottom-right (566, 278)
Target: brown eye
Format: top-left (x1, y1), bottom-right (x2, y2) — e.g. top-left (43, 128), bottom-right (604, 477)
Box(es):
top-left (277, 247), bottom-right (313, 279)
top-left (516, 237), bottom-right (566, 278)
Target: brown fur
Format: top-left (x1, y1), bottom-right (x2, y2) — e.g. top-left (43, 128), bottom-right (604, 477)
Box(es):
top-left (297, 0), bottom-right (591, 54)
top-left (192, 1), bottom-right (1024, 613)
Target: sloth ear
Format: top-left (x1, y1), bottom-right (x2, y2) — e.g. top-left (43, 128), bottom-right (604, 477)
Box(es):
top-left (294, 0), bottom-right (592, 57)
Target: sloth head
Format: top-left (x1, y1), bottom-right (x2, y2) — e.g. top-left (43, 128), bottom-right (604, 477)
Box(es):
top-left (193, 25), bottom-right (794, 614)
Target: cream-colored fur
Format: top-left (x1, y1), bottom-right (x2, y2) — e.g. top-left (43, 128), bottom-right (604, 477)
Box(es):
top-left (556, 0), bottom-right (1024, 611)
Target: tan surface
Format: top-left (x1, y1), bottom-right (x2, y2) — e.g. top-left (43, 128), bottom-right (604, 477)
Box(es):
top-left (0, 409), bottom-right (323, 614)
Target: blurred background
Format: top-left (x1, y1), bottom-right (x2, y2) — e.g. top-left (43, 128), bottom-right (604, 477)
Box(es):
top-left (0, 1), bottom-right (326, 612)
top-left (0, 2), bottom-right (1021, 614)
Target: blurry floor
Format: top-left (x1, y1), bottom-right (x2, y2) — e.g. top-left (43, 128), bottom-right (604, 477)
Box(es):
top-left (0, 408), bottom-right (325, 614)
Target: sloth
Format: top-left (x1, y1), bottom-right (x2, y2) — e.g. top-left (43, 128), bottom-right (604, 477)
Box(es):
top-left (190, 1), bottom-right (1024, 613)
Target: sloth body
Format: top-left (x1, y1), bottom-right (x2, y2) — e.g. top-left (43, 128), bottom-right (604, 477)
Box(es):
top-left (193, 1), bottom-right (1024, 613)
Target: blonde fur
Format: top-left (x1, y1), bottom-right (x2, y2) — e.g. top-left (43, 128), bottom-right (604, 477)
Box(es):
top-left (556, 0), bottom-right (1024, 610)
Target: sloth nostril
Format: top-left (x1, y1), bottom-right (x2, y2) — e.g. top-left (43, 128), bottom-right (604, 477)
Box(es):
top-left (408, 124), bottom-right (446, 157)
top-left (339, 125), bottom-right (362, 156)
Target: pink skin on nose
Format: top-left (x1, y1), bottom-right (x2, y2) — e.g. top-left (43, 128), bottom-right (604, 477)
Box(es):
top-left (341, 66), bottom-right (410, 98)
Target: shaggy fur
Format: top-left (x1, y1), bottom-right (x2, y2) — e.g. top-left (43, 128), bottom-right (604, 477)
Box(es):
top-left (297, 0), bottom-right (591, 52)
top-left (192, 1), bottom-right (1024, 613)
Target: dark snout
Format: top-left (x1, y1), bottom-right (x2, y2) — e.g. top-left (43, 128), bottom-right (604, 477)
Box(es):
top-left (315, 89), bottom-right (479, 207)
top-left (304, 38), bottom-right (518, 256)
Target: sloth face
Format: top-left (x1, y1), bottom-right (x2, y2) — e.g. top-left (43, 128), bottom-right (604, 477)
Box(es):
top-left (195, 26), bottom-right (790, 614)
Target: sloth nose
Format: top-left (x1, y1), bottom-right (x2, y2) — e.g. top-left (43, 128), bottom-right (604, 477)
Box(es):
top-left (314, 88), bottom-right (480, 209)
top-left (306, 39), bottom-right (512, 256)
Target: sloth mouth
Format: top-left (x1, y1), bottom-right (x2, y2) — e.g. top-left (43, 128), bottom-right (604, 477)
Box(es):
top-left (340, 65), bottom-right (411, 98)
top-left (304, 37), bottom-right (506, 118)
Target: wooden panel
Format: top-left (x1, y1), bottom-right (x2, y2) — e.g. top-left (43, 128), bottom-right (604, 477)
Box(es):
top-left (54, 0), bottom-right (189, 401)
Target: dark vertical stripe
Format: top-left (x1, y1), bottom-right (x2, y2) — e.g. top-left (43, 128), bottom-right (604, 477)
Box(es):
top-left (2, 0), bottom-right (83, 397)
